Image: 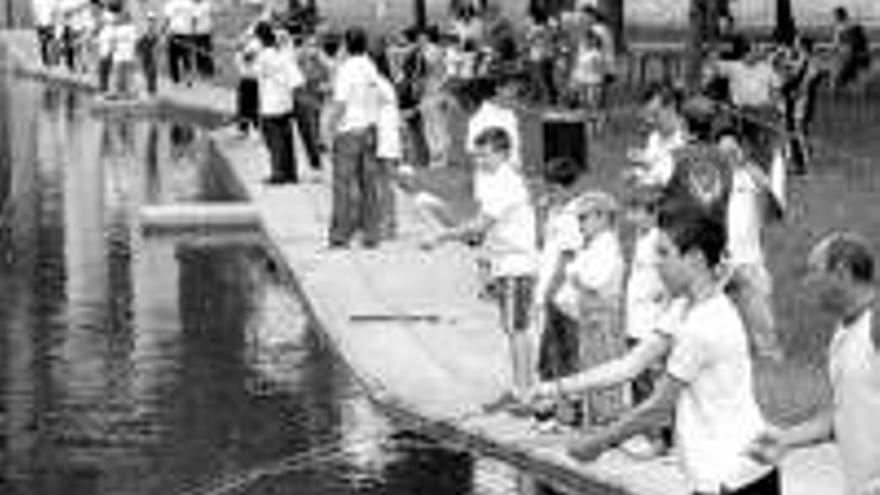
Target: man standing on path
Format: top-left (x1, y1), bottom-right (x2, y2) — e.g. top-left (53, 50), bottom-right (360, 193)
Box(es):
top-left (323, 26), bottom-right (384, 249)
top-left (748, 232), bottom-right (880, 495)
top-left (32, 0), bottom-right (57, 67)
top-left (567, 209), bottom-right (779, 495)
top-left (162, 0), bottom-right (196, 85)
top-left (252, 21), bottom-right (304, 185)
top-left (191, 0), bottom-right (214, 79)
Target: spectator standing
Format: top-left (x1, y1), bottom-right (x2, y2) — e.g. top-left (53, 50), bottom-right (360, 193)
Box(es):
top-left (294, 33), bottom-right (331, 172)
top-left (191, 0), bottom-right (214, 78)
top-left (234, 26), bottom-right (261, 137)
top-left (324, 26), bottom-right (385, 248)
top-left (568, 30), bottom-right (605, 131)
top-left (137, 12), bottom-right (162, 96)
top-left (749, 232), bottom-right (880, 495)
top-left (252, 21), bottom-right (304, 184)
top-left (706, 43), bottom-right (783, 170)
top-left (779, 35), bottom-right (824, 175)
top-left (624, 84), bottom-right (688, 189)
top-left (163, 0), bottom-right (196, 85)
top-left (32, 0), bottom-right (58, 67)
top-left (108, 10), bottom-right (138, 99)
top-left (373, 57), bottom-right (402, 240)
top-left (95, 5), bottom-right (115, 93)
top-left (831, 6), bottom-right (872, 92)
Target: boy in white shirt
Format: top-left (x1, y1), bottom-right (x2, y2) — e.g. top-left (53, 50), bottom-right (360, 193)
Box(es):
top-left (566, 208), bottom-right (778, 495)
top-left (625, 84), bottom-right (688, 189)
top-left (423, 127), bottom-right (538, 393)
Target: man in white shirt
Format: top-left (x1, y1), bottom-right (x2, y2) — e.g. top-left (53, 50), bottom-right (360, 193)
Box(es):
top-left (32, 0), bottom-right (57, 66)
top-left (706, 44), bottom-right (783, 170)
top-left (423, 127), bottom-right (538, 393)
top-left (749, 232), bottom-right (880, 495)
top-left (191, 0), bottom-right (214, 78)
top-left (568, 209), bottom-right (778, 495)
top-left (324, 26), bottom-right (384, 249)
top-left (252, 21), bottom-right (304, 184)
top-left (625, 83), bottom-right (688, 189)
top-left (163, 0), bottom-right (196, 84)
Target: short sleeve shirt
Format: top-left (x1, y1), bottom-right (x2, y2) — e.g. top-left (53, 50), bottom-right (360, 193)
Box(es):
top-left (163, 0), bottom-right (195, 35)
top-left (254, 46), bottom-right (303, 116)
top-left (716, 60), bottom-right (781, 108)
top-left (333, 55), bottom-right (382, 133)
top-left (665, 293), bottom-right (772, 493)
top-left (553, 230), bottom-right (624, 319)
top-left (475, 163), bottom-right (537, 277)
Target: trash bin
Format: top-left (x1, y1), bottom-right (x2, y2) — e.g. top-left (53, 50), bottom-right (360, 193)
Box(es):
top-left (519, 105), bottom-right (589, 178)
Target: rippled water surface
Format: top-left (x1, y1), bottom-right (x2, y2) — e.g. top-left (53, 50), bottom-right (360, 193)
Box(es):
top-left (0, 72), bottom-right (521, 495)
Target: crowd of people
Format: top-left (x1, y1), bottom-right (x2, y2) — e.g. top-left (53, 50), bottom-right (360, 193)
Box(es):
top-left (233, 3), bottom-right (877, 494)
top-left (31, 0), bottom-right (218, 98)
top-left (27, 1), bottom-right (879, 493)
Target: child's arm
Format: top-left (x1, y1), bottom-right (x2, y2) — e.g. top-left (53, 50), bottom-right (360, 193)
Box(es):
top-left (527, 332), bottom-right (672, 403)
top-left (421, 212), bottom-right (494, 250)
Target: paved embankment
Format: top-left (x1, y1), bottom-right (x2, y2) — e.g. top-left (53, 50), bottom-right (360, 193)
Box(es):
top-left (0, 27), bottom-right (846, 495)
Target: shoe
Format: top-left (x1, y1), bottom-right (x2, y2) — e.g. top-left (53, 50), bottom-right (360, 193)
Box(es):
top-left (619, 435), bottom-right (667, 460)
top-left (263, 176), bottom-right (287, 185)
top-left (327, 240), bottom-right (349, 249)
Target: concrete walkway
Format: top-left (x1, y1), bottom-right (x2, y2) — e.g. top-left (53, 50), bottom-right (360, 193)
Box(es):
top-left (0, 28), bottom-right (846, 495)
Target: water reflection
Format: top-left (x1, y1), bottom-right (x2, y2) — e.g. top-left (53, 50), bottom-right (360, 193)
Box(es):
top-left (0, 76), bottom-right (504, 495)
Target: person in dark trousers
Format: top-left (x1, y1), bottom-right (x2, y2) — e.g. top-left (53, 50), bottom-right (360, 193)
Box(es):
top-left (830, 6), bottom-right (872, 92)
top-left (162, 0), bottom-right (195, 84)
top-left (324, 27), bottom-right (384, 248)
top-left (234, 26), bottom-right (260, 137)
top-left (137, 12), bottom-right (161, 96)
top-left (252, 22), bottom-right (304, 184)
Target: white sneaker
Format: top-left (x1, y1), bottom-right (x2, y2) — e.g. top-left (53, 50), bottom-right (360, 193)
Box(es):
top-left (619, 435), bottom-right (665, 460)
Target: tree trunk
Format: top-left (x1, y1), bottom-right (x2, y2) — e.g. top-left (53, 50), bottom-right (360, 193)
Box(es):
top-left (774, 0), bottom-right (797, 44)
top-left (598, 0), bottom-right (624, 52)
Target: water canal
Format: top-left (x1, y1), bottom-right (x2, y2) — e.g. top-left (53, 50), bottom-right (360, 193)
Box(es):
top-left (0, 72), bottom-right (522, 494)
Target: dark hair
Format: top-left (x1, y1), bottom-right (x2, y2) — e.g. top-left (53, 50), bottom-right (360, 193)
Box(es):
top-left (474, 127), bottom-right (512, 154)
top-left (344, 26), bottom-right (369, 55)
top-left (657, 207), bottom-right (728, 268)
top-left (641, 82), bottom-right (683, 110)
top-left (833, 6), bottom-right (849, 22)
top-left (254, 21), bottom-right (276, 47)
top-left (826, 235), bottom-right (874, 283)
top-left (544, 157), bottom-right (582, 187)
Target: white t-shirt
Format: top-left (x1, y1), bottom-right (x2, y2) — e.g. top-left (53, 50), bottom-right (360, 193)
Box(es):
top-left (467, 101), bottom-right (521, 166)
top-left (634, 129), bottom-right (687, 188)
top-left (571, 46), bottom-right (604, 85)
top-left (474, 163), bottom-right (537, 277)
top-left (535, 198), bottom-right (582, 302)
top-left (626, 227), bottom-right (672, 340)
top-left (665, 292), bottom-right (772, 493)
top-left (727, 167), bottom-right (765, 266)
top-left (253, 46), bottom-right (303, 116)
top-left (553, 229), bottom-right (624, 320)
top-left (191, 0), bottom-right (212, 34)
top-left (333, 55), bottom-right (382, 133)
top-left (163, 0), bottom-right (195, 35)
top-left (829, 310), bottom-right (880, 495)
top-left (32, 0), bottom-right (57, 26)
top-left (110, 23), bottom-right (138, 63)
top-left (375, 75), bottom-right (402, 161)
top-left (715, 60), bottom-right (781, 108)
